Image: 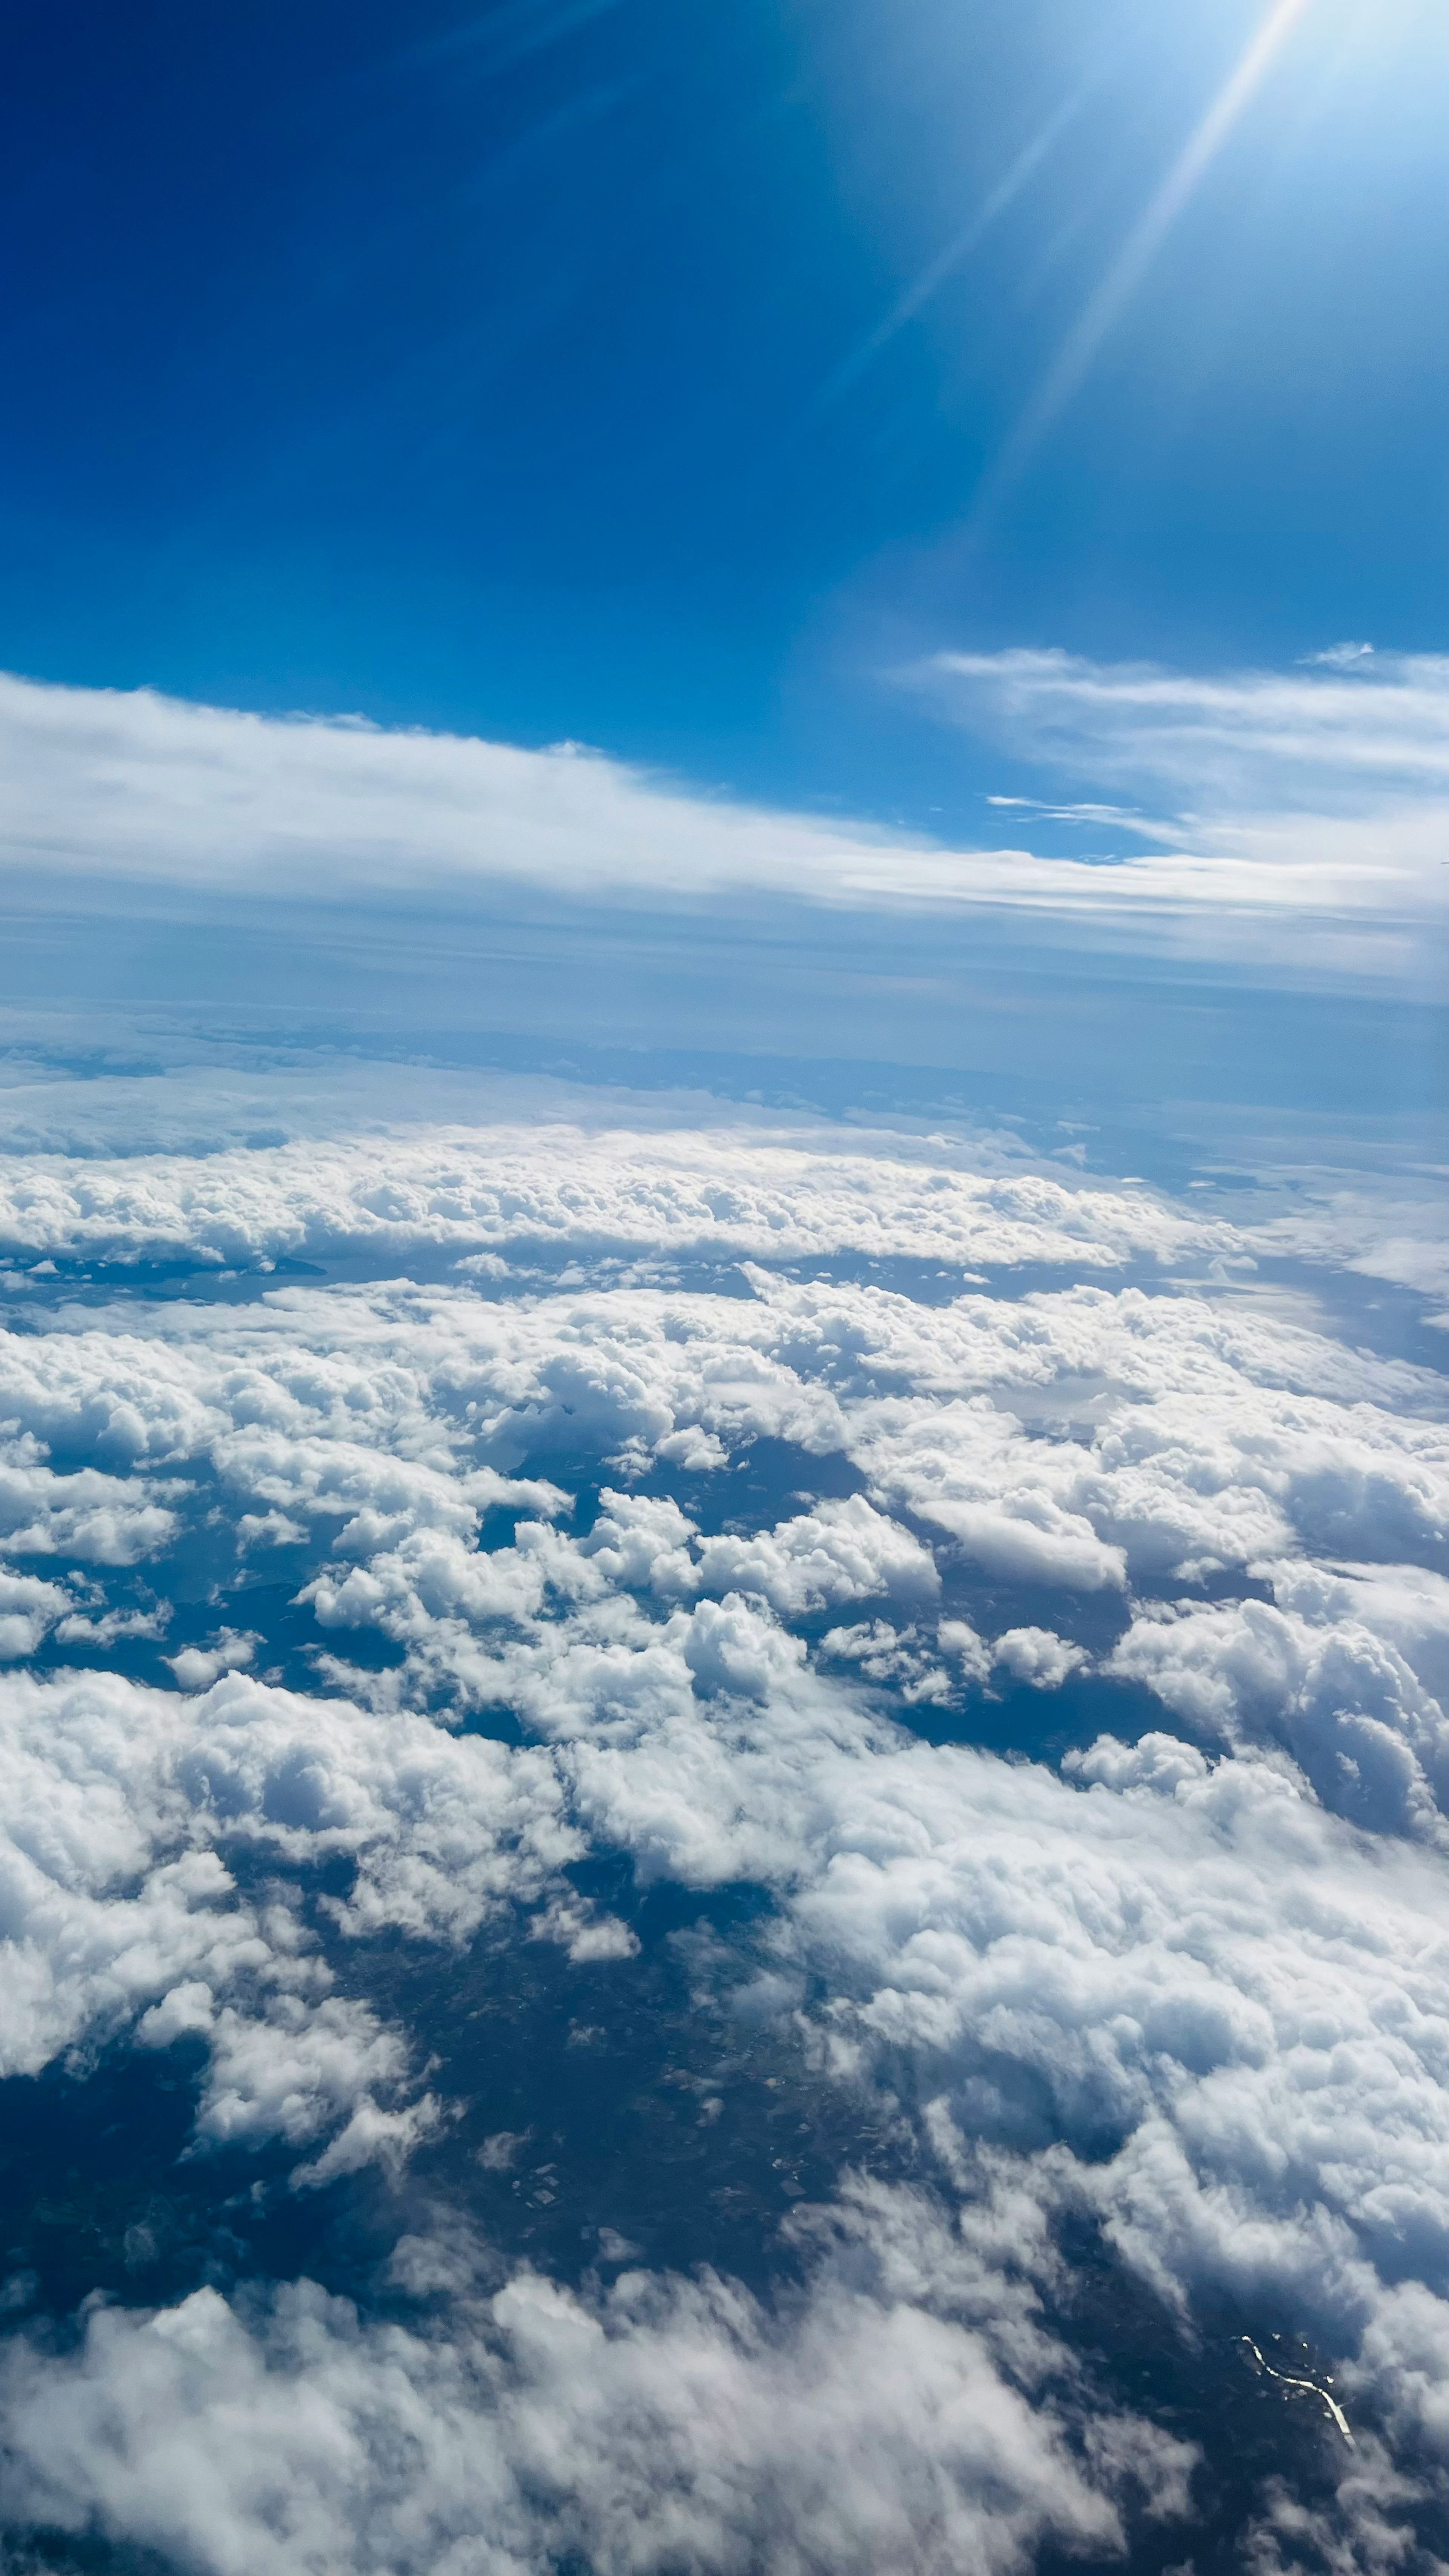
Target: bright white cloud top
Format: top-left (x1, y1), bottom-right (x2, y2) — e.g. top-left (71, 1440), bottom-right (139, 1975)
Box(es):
top-left (0, 1040), bottom-right (1442, 2574)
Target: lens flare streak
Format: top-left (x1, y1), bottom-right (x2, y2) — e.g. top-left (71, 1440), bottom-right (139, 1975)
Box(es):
top-left (986, 0), bottom-right (1317, 494)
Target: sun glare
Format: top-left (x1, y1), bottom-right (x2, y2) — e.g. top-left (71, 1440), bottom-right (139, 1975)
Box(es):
top-left (980, 0), bottom-right (1320, 506)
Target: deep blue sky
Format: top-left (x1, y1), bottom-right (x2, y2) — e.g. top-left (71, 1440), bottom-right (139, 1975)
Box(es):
top-left (2, 0), bottom-right (1444, 827)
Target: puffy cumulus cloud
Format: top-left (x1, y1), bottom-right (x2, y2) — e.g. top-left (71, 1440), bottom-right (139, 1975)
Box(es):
top-left (277, 1260), bottom-right (1429, 1599)
top-left (0, 1105), bottom-right (1444, 2546)
top-left (135, 1975), bottom-right (438, 2182)
top-left (283, 1532), bottom-right (1449, 2476)
top-left (819, 1619), bottom-right (959, 1705)
top-left (571, 1489), bottom-right (700, 1598)
top-left (0, 2178), bottom-right (1192, 2576)
top-left (687, 1272), bottom-right (1432, 1592)
top-left (864, 1403), bottom-right (1132, 1592)
top-left (319, 1585), bottom-right (866, 1893)
top-left (0, 1113), bottom-right (1235, 1275)
top-left (0, 1428), bottom-right (178, 1562)
top-left (189, 1995), bottom-right (441, 2184)
top-left (8, 1252), bottom-right (1442, 1624)
top-left (6, 1594), bottom-right (1449, 2507)
top-left (193, 1513), bottom-right (1449, 2463)
top-left (305, 1487), bottom-right (701, 1653)
top-left (1270, 1562), bottom-right (1449, 1711)
top-left (167, 1627), bottom-right (258, 1689)
top-left (0, 1242), bottom-right (1443, 1882)
top-left (0, 1565), bottom-right (74, 1660)
top-left (306, 1486), bottom-right (936, 1651)
top-left (1, 1244), bottom-right (1443, 1844)
top-left (1, 1581), bottom-right (171, 1663)
top-left (0, 1323), bottom-right (225, 1467)
top-left (1109, 1562), bottom-right (1449, 1847)
top-left (777, 1736), bottom-right (1449, 2462)
top-left (221, 1429), bottom-right (519, 1536)
top-left (0, 1664), bottom-right (585, 2167)
top-left (767, 1275), bottom-right (1446, 1590)
top-left (992, 1626), bottom-right (1088, 1689)
top-left (330, 1533), bottom-right (1449, 2427)
top-left (0, 1300), bottom-right (578, 1608)
top-left (680, 1492), bottom-right (938, 1616)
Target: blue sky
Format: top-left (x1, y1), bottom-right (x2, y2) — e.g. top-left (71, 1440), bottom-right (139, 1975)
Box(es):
top-left (2, 0), bottom-right (1445, 828)
top-left (3, 20), bottom-right (1449, 2570)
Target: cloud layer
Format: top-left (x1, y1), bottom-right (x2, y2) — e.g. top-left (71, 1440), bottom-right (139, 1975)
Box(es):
top-left (0, 1089), bottom-right (1444, 2571)
top-left (0, 2180), bottom-right (1194, 2576)
top-left (0, 1113), bottom-right (1235, 1274)
top-left (2, 661), bottom-right (1444, 990)
top-left (919, 645), bottom-right (1449, 820)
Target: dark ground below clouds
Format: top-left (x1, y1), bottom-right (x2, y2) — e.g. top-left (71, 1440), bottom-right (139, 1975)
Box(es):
top-left (0, 1848), bottom-right (1399, 2576)
top-left (22, 1422), bottom-right (1255, 1767)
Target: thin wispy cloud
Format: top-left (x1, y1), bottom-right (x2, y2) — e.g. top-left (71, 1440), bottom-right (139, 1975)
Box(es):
top-left (1, 661), bottom-right (1444, 989)
top-left (918, 643), bottom-right (1449, 817)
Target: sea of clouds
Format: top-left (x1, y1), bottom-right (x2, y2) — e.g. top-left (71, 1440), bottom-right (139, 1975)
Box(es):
top-left (0, 631), bottom-right (1443, 2573)
top-left (0, 1041), bottom-right (1443, 2576)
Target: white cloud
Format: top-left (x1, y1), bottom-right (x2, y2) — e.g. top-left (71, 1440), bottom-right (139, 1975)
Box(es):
top-left (0, 1188), bottom-right (1442, 1967)
top-left (17, 1235), bottom-right (1438, 1608)
top-left (0, 1566), bottom-right (74, 1660)
top-left (784, 1735), bottom-right (1449, 2465)
top-left (913, 646), bottom-right (1449, 986)
top-left (0, 1431), bottom-right (179, 1562)
top-left (819, 1618), bottom-right (966, 1704)
top-left (918, 644), bottom-right (1449, 818)
top-left (1244, 1187), bottom-right (1449, 1312)
top-left (83, 1418), bottom-right (1434, 2468)
top-left (197, 1995), bottom-right (440, 2180)
top-left (2, 1213), bottom-right (1442, 1804)
top-left (0, 663), bottom-right (1443, 988)
top-left (14, 1578), bottom-right (1446, 2495)
top-left (0, 1113), bottom-right (1235, 1273)
top-left (991, 1625), bottom-right (1088, 1689)
top-left (1109, 1561), bottom-right (1449, 1845)
top-left (0, 2179), bottom-right (1192, 2576)
top-left (0, 1096), bottom-right (1444, 2551)
top-left (693, 1494), bottom-right (939, 1616)
top-left (167, 1628), bottom-right (258, 1689)
top-left (0, 1662), bottom-right (583, 2170)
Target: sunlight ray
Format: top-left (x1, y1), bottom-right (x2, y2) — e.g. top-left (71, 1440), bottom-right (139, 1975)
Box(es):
top-left (980, 0), bottom-right (1317, 506)
top-left (817, 90), bottom-right (1086, 409)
